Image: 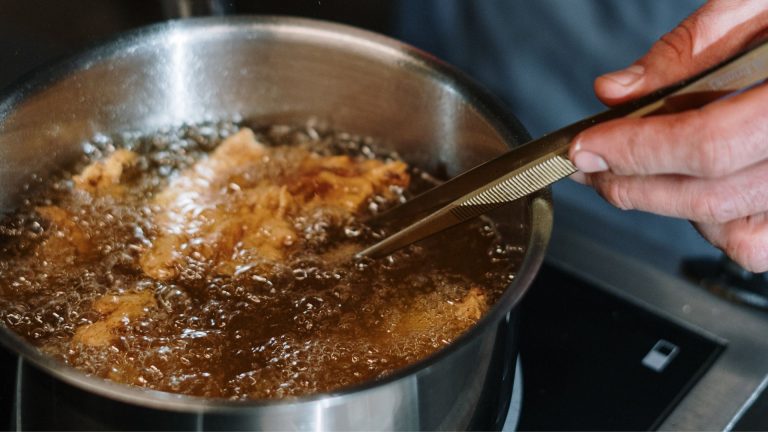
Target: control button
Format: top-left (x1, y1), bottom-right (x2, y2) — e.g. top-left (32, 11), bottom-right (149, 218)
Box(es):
top-left (642, 340), bottom-right (679, 372)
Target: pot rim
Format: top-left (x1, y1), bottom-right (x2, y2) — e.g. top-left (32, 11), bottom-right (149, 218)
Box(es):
top-left (0, 15), bottom-right (552, 412)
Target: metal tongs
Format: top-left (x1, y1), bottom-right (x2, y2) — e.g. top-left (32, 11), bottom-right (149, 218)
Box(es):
top-left (358, 39), bottom-right (768, 259)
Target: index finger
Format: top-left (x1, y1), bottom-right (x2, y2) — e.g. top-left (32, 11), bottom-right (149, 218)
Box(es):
top-left (569, 82), bottom-right (768, 178)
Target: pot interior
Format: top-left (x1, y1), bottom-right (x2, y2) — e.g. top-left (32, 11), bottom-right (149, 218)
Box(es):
top-left (0, 16), bottom-right (546, 409)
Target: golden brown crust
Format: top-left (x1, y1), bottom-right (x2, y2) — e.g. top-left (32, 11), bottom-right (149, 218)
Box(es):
top-left (35, 205), bottom-right (93, 259)
top-left (377, 286), bottom-right (489, 344)
top-left (73, 149), bottom-right (138, 196)
top-left (140, 128), bottom-right (410, 281)
top-left (72, 291), bottom-right (157, 347)
top-left (454, 287), bottom-right (488, 321)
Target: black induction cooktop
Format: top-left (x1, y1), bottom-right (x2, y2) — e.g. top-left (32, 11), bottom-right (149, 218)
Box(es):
top-left (517, 262), bottom-right (724, 430)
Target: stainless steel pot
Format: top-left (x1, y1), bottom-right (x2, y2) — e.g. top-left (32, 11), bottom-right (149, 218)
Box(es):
top-left (0, 16), bottom-right (552, 430)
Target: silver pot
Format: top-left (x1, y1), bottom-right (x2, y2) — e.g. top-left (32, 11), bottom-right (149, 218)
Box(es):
top-left (0, 16), bottom-right (552, 430)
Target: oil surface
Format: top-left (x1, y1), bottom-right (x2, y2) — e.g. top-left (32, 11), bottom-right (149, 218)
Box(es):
top-left (0, 121), bottom-right (524, 399)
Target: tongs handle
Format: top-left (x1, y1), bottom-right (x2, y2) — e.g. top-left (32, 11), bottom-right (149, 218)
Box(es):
top-left (358, 39), bottom-right (768, 259)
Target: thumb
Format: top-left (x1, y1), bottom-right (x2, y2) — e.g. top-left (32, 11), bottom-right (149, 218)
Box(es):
top-left (595, 0), bottom-right (768, 106)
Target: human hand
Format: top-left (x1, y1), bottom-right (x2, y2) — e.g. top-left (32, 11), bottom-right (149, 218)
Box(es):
top-left (569, 0), bottom-right (768, 272)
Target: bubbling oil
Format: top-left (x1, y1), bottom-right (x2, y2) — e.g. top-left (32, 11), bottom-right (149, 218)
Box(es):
top-left (0, 121), bottom-right (524, 399)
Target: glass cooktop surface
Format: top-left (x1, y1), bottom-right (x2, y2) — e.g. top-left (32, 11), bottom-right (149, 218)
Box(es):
top-left (516, 262), bottom-right (724, 431)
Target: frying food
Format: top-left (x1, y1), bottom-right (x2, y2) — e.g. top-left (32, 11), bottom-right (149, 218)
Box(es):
top-left (34, 205), bottom-right (92, 261)
top-left (140, 128), bottom-right (408, 280)
top-left (72, 291), bottom-right (157, 347)
top-left (0, 122), bottom-right (520, 399)
top-left (73, 148), bottom-right (138, 196)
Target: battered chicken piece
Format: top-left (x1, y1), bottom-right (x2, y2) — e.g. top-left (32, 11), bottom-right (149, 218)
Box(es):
top-left (382, 287), bottom-right (488, 339)
top-left (319, 242), bottom-right (361, 266)
top-left (72, 291), bottom-right (156, 347)
top-left (140, 128), bottom-right (410, 281)
top-left (35, 205), bottom-right (92, 260)
top-left (290, 156), bottom-right (409, 213)
top-left (454, 287), bottom-right (488, 321)
top-left (73, 149), bottom-right (138, 196)
top-left (33, 150), bottom-right (138, 264)
top-left (141, 131), bottom-right (292, 277)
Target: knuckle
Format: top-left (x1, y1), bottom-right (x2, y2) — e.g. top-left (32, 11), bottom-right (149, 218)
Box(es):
top-left (605, 119), bottom-right (649, 176)
top-left (694, 123), bottom-right (732, 178)
top-left (724, 232), bottom-right (768, 273)
top-left (690, 192), bottom-right (733, 224)
top-left (655, 20), bottom-right (696, 63)
top-left (599, 178), bottom-right (635, 211)
top-left (620, 132), bottom-right (647, 175)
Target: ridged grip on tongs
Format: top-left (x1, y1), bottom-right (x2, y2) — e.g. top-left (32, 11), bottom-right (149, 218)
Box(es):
top-left (358, 40), bottom-right (768, 259)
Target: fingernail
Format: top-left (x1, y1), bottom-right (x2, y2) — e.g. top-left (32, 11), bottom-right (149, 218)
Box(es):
top-left (573, 151), bottom-right (608, 173)
top-left (602, 64), bottom-right (645, 86)
top-left (569, 171), bottom-right (588, 184)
